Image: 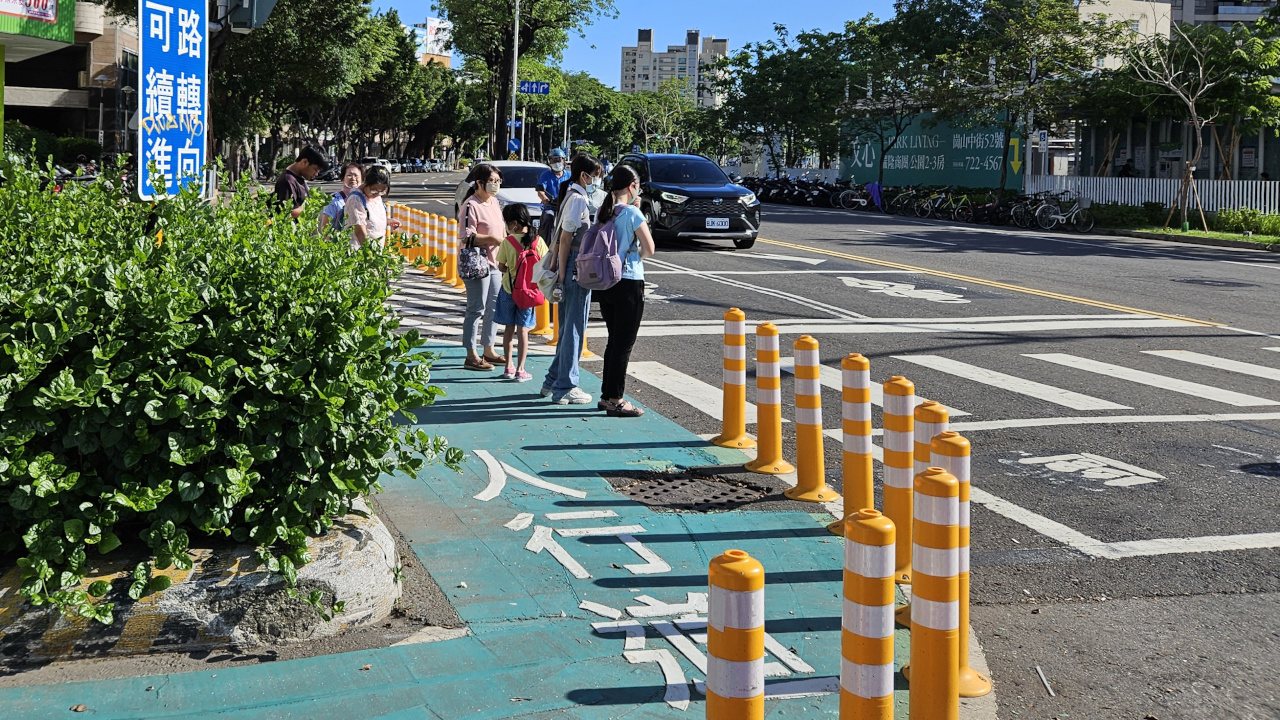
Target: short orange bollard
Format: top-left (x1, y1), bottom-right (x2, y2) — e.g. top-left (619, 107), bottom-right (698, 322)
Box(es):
top-left (830, 353), bottom-right (872, 535)
top-left (447, 219), bottom-right (464, 290)
top-left (786, 335), bottom-right (839, 502)
top-left (840, 508), bottom-right (895, 720)
top-left (745, 323), bottom-right (792, 474)
top-left (707, 549), bottom-right (765, 720)
top-left (548, 304), bottom-right (559, 346)
top-left (907, 467), bottom-right (960, 720)
top-left (931, 432), bottom-right (992, 698)
top-left (882, 376), bottom-right (915, 584)
top-left (712, 308), bottom-right (755, 449)
top-left (431, 214), bottom-right (446, 279)
top-left (914, 401), bottom-right (949, 476)
top-left (531, 300), bottom-right (552, 337)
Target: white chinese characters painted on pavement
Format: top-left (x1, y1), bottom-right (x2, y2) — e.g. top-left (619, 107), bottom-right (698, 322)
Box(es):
top-left (840, 276), bottom-right (970, 304)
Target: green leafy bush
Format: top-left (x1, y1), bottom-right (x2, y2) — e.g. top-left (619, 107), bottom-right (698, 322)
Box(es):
top-left (3, 121), bottom-right (58, 163)
top-left (0, 159), bottom-right (461, 624)
top-left (54, 137), bottom-right (103, 165)
top-left (1089, 201), bottom-right (1166, 228)
top-left (1210, 207), bottom-right (1280, 238)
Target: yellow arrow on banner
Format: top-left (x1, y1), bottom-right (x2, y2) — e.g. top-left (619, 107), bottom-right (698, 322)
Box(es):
top-left (1010, 137), bottom-right (1023, 173)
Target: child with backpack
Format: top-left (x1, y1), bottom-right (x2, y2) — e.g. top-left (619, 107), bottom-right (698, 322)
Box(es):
top-left (495, 204), bottom-right (548, 382)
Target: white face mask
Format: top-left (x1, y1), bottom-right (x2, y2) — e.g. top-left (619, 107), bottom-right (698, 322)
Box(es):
top-left (485, 181), bottom-right (501, 194)
top-left (592, 177), bottom-right (604, 192)
top-left (550, 162), bottom-right (564, 172)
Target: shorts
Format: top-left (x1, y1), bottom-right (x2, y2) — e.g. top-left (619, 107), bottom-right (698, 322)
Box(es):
top-left (494, 288), bottom-right (535, 328)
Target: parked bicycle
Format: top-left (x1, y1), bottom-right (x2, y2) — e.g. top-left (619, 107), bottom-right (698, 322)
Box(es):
top-left (1035, 192), bottom-right (1095, 232)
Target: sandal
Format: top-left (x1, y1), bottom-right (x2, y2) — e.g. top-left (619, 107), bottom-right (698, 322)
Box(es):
top-left (464, 358), bottom-right (494, 371)
top-left (603, 399), bottom-right (644, 418)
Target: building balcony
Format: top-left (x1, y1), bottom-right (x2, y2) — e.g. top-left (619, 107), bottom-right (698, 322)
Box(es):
top-left (74, 1), bottom-right (105, 40)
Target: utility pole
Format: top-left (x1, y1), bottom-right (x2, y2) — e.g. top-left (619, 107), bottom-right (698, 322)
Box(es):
top-left (520, 106), bottom-right (526, 161)
top-left (508, 0), bottom-right (520, 153)
top-left (563, 108), bottom-right (569, 153)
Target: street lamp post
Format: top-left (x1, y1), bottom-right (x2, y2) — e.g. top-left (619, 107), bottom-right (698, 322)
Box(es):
top-left (93, 74), bottom-right (112, 148)
top-left (508, 0), bottom-right (520, 153)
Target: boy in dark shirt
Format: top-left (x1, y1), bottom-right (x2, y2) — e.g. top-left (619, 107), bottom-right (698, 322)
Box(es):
top-left (274, 146), bottom-right (330, 220)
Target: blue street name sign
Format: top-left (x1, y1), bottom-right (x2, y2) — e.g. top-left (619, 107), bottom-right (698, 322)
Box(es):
top-left (508, 138), bottom-right (522, 153)
top-left (138, 0), bottom-right (208, 199)
top-left (518, 80), bottom-right (551, 95)
top-left (506, 120), bottom-right (523, 128)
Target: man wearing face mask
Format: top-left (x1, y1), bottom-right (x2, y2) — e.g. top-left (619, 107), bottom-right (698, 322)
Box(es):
top-left (537, 148), bottom-right (571, 207)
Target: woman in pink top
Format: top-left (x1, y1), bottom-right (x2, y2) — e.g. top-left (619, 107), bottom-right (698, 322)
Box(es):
top-left (344, 165), bottom-right (399, 250)
top-left (458, 163), bottom-right (508, 371)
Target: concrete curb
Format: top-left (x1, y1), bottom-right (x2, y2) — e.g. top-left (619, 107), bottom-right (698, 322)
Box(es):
top-left (0, 499), bottom-right (400, 665)
top-left (1093, 226), bottom-right (1280, 252)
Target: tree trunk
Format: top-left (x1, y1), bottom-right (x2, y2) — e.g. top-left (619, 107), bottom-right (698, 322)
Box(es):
top-left (996, 124), bottom-right (1012, 204)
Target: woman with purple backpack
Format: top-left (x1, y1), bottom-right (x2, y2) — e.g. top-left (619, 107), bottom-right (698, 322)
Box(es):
top-left (591, 165), bottom-right (655, 417)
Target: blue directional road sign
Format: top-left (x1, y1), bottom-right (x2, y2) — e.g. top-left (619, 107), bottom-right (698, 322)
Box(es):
top-left (138, 0), bottom-right (208, 199)
top-left (506, 120), bottom-right (523, 128)
top-left (518, 80), bottom-right (551, 95)
top-left (508, 138), bottom-right (521, 153)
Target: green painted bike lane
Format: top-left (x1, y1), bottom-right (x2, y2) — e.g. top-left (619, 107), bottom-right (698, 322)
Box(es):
top-left (0, 344), bottom-right (922, 719)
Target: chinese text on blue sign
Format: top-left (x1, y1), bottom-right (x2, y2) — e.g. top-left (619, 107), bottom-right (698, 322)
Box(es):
top-left (518, 80), bottom-right (551, 95)
top-left (138, 0), bottom-right (207, 199)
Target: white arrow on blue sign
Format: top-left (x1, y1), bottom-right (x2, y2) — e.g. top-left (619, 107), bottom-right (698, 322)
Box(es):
top-left (518, 80), bottom-right (551, 95)
top-left (138, 0), bottom-right (208, 199)
top-left (508, 138), bottom-right (522, 152)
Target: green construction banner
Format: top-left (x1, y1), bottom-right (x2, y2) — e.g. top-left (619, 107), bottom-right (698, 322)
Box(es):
top-left (0, 0), bottom-right (75, 43)
top-left (843, 113), bottom-right (1024, 189)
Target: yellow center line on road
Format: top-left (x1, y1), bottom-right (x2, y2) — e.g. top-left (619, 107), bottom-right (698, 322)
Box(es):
top-left (758, 237), bottom-right (1222, 327)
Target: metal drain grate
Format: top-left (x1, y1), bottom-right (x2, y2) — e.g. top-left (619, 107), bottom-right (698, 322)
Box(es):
top-left (619, 474), bottom-right (766, 513)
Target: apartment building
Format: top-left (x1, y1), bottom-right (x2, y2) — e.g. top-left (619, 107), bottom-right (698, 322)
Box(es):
top-left (1169, 0), bottom-right (1276, 26)
top-left (619, 29), bottom-right (728, 108)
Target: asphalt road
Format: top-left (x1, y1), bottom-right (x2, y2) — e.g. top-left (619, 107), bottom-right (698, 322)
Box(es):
top-left (393, 173), bottom-right (1280, 719)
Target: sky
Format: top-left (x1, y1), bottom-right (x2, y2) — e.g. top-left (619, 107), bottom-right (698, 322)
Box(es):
top-left (372, 0), bottom-right (897, 90)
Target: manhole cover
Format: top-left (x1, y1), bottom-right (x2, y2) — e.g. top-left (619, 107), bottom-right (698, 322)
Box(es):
top-left (618, 472), bottom-right (767, 513)
top-left (1171, 278), bottom-right (1257, 288)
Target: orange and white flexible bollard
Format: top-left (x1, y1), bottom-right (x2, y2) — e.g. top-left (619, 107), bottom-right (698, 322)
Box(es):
top-left (840, 508), bottom-right (895, 720)
top-left (707, 549), bottom-right (765, 720)
top-left (745, 323), bottom-right (793, 475)
top-left (548, 304), bottom-right (559, 346)
top-left (786, 335), bottom-right (839, 502)
top-left (907, 467), bottom-right (960, 720)
top-left (882, 376), bottom-right (916, 584)
top-left (712, 308), bottom-right (755, 449)
top-left (413, 210), bottom-right (426, 267)
top-left (914, 401), bottom-right (949, 477)
top-left (830, 353), bottom-right (872, 534)
top-left (931, 432), bottom-right (992, 698)
top-left (432, 214), bottom-right (446, 279)
top-left (530, 301), bottom-right (553, 337)
top-left (447, 219), bottom-right (464, 290)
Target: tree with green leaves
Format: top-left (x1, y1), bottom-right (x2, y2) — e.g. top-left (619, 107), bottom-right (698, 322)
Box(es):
top-left (434, 0), bottom-right (616, 154)
top-left (935, 0), bottom-right (1125, 196)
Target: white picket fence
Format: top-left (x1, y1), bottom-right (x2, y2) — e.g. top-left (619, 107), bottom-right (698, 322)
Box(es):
top-left (1025, 175), bottom-right (1280, 213)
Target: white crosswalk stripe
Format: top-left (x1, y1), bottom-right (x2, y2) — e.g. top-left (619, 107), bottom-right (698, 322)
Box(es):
top-left (1025, 353), bottom-right (1279, 407)
top-left (777, 356), bottom-right (969, 416)
top-left (628, 361), bottom-right (758, 424)
top-left (894, 355), bottom-right (1130, 411)
top-left (1142, 350), bottom-right (1280, 383)
top-left (391, 271), bottom-right (467, 336)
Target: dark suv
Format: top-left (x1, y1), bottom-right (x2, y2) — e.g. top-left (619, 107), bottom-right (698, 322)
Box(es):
top-left (615, 153), bottom-right (761, 248)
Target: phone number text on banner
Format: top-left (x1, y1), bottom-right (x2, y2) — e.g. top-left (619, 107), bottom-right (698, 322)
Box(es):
top-left (138, 0), bottom-right (207, 199)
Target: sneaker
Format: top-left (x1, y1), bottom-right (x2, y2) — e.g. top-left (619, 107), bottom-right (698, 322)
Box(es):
top-left (502, 366), bottom-right (516, 380)
top-left (514, 370), bottom-right (533, 383)
top-left (540, 384), bottom-right (554, 397)
top-left (553, 387), bottom-right (593, 405)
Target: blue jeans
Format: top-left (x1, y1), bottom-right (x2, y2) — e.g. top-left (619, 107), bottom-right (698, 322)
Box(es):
top-left (545, 249), bottom-right (592, 395)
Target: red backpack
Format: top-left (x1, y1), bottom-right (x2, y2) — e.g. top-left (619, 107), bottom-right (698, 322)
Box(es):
top-left (508, 236), bottom-right (546, 309)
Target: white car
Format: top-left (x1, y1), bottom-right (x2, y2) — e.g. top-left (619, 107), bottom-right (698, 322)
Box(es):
top-left (358, 157), bottom-right (395, 176)
top-left (454, 160), bottom-right (553, 229)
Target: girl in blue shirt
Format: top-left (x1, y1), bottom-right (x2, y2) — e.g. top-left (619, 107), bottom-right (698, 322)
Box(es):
top-left (593, 165), bottom-right (655, 418)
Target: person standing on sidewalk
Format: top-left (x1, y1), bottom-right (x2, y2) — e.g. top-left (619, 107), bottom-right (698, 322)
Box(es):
top-left (542, 154), bottom-right (605, 404)
top-left (317, 162), bottom-right (363, 236)
top-left (343, 165), bottom-right (399, 250)
top-left (495, 203), bottom-right (548, 382)
top-left (274, 145), bottom-right (330, 220)
top-left (592, 165), bottom-right (655, 417)
top-left (458, 163), bottom-right (508, 371)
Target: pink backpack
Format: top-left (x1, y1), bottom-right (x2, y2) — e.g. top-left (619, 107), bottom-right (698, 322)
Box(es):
top-left (508, 236), bottom-right (546, 309)
top-left (574, 208), bottom-right (624, 291)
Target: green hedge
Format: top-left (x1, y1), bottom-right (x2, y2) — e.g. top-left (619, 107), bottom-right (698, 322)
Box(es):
top-left (3, 122), bottom-right (103, 166)
top-left (0, 160), bottom-right (459, 623)
top-left (1211, 207), bottom-right (1280, 236)
top-left (1088, 201), bottom-right (1167, 228)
